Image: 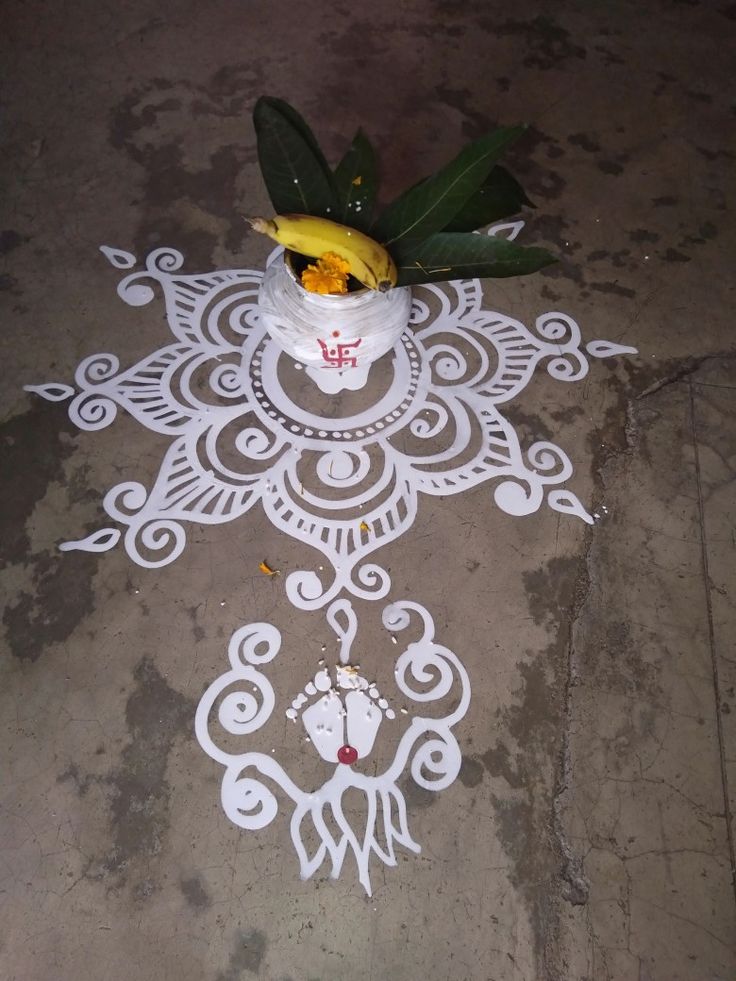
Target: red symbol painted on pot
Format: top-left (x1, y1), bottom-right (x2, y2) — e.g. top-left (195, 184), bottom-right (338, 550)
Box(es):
top-left (317, 337), bottom-right (362, 369)
top-left (337, 744), bottom-right (358, 765)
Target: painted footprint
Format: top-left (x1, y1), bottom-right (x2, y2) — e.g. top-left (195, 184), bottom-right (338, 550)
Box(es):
top-left (286, 665), bottom-right (395, 765)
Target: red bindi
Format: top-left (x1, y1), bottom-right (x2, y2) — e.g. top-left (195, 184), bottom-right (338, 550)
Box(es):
top-left (337, 745), bottom-right (358, 765)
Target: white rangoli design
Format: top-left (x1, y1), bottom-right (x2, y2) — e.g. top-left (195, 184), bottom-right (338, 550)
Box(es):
top-left (25, 233), bottom-right (636, 611)
top-left (25, 233), bottom-right (637, 891)
top-left (195, 599), bottom-right (470, 895)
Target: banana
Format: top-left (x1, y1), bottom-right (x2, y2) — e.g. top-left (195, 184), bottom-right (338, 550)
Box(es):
top-left (248, 214), bottom-right (397, 292)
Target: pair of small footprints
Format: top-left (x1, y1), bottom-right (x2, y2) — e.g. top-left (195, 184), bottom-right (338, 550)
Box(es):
top-left (285, 665), bottom-right (395, 764)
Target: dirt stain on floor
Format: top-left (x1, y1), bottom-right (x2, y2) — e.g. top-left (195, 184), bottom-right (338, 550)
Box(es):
top-left (216, 929), bottom-right (268, 979)
top-left (109, 66), bottom-right (265, 267)
top-left (1, 403), bottom-right (101, 660)
top-left (93, 657), bottom-right (196, 883)
top-left (475, 554), bottom-right (587, 966)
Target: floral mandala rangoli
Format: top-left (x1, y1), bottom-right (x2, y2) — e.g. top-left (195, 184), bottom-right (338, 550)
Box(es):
top-left (25, 234), bottom-right (636, 892)
top-left (26, 236), bottom-right (636, 611)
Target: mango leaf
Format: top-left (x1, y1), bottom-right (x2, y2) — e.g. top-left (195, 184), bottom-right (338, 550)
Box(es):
top-left (333, 129), bottom-right (378, 231)
top-left (392, 232), bottom-right (556, 286)
top-left (372, 126), bottom-right (525, 247)
top-left (444, 166), bottom-right (535, 232)
top-left (253, 97), bottom-right (336, 217)
top-left (257, 96), bottom-right (333, 178)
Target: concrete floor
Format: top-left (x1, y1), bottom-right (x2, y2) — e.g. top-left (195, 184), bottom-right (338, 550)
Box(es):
top-left (2, 1), bottom-right (735, 978)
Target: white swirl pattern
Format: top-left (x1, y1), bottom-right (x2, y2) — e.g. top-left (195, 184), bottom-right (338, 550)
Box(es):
top-left (195, 599), bottom-right (471, 895)
top-left (24, 240), bottom-right (637, 606)
top-left (22, 239), bottom-right (638, 892)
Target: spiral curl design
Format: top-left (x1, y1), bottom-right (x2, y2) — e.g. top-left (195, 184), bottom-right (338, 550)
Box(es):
top-left (354, 563), bottom-right (391, 599)
top-left (285, 569), bottom-right (334, 611)
top-left (527, 441), bottom-right (573, 482)
top-left (228, 623), bottom-right (281, 667)
top-left (546, 351), bottom-right (587, 382)
top-left (409, 402), bottom-right (449, 439)
top-left (410, 736), bottom-right (462, 791)
top-left (395, 643), bottom-right (456, 702)
top-left (227, 298), bottom-right (260, 335)
top-left (75, 353), bottom-right (120, 386)
top-left (409, 298), bottom-right (431, 326)
top-left (316, 449), bottom-right (370, 487)
top-left (535, 312), bottom-right (578, 344)
top-left (221, 770), bottom-right (278, 830)
top-left (125, 519), bottom-right (187, 568)
top-left (234, 426), bottom-right (282, 460)
top-left (534, 312), bottom-right (588, 382)
top-left (69, 392), bottom-right (118, 431)
top-left (209, 362), bottom-right (245, 398)
top-left (428, 345), bottom-right (468, 382)
top-left (104, 481), bottom-right (148, 519)
top-left (69, 352), bottom-right (119, 429)
top-left (218, 673), bottom-right (275, 736)
top-left (117, 276), bottom-right (155, 307)
top-left (146, 247), bottom-right (184, 273)
top-left (493, 479), bottom-right (543, 516)
top-left (285, 563), bottom-right (390, 612)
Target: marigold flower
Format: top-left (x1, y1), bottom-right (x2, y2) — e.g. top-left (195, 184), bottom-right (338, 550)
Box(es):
top-left (301, 251), bottom-right (351, 294)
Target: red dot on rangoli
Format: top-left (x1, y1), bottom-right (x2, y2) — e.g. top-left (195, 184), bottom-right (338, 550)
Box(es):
top-left (332, 330), bottom-right (341, 338)
top-left (337, 745), bottom-right (358, 765)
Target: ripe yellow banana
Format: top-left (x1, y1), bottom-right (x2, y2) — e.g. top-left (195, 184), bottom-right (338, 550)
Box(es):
top-left (248, 213), bottom-right (397, 292)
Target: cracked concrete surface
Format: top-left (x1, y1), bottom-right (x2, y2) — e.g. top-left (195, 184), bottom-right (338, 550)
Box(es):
top-left (2, 1), bottom-right (735, 979)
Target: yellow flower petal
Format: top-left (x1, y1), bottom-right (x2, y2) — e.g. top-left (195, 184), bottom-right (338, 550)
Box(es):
top-left (301, 252), bottom-right (350, 294)
top-left (259, 560), bottom-right (279, 576)
top-left (320, 251), bottom-right (351, 276)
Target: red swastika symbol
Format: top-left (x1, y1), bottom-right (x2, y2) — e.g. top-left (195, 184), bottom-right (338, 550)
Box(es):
top-left (317, 337), bottom-right (363, 369)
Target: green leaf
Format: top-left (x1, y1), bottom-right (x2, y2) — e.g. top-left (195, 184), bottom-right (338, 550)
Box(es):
top-left (253, 97), bottom-right (336, 217)
top-left (392, 232), bottom-right (556, 286)
top-left (333, 129), bottom-right (378, 231)
top-left (443, 166), bottom-right (535, 232)
top-left (372, 126), bottom-right (525, 247)
top-left (257, 96), bottom-right (333, 178)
